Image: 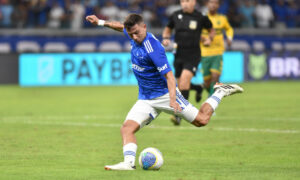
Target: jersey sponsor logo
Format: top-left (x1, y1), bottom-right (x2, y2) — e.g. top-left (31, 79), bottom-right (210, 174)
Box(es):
top-left (157, 64), bottom-right (168, 72)
top-left (143, 40), bottom-right (153, 53)
top-left (189, 20), bottom-right (197, 30)
top-left (132, 64), bottom-right (145, 72)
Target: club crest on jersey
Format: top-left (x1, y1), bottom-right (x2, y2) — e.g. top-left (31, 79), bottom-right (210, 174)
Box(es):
top-left (189, 20), bottom-right (197, 30)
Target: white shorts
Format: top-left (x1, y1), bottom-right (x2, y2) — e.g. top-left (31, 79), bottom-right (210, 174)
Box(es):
top-left (125, 88), bottom-right (199, 128)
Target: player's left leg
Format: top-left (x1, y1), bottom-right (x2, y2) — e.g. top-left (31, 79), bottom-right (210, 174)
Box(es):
top-left (208, 71), bottom-right (221, 96)
top-left (105, 100), bottom-right (159, 170)
top-left (105, 120), bottom-right (139, 171)
top-left (207, 55), bottom-right (223, 96)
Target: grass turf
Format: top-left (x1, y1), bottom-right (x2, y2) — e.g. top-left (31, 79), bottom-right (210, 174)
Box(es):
top-left (0, 81), bottom-right (300, 180)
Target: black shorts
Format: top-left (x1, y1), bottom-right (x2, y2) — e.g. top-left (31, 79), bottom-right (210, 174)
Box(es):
top-left (174, 53), bottom-right (200, 78)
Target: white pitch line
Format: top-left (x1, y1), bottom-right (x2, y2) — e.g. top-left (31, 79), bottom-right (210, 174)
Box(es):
top-left (1, 115), bottom-right (300, 121)
top-left (0, 119), bottom-right (299, 134)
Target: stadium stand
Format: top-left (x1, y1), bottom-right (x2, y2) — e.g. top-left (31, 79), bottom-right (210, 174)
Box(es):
top-left (44, 42), bottom-right (69, 52)
top-left (123, 41), bottom-right (132, 52)
top-left (0, 43), bottom-right (11, 53)
top-left (284, 42), bottom-right (300, 51)
top-left (271, 42), bottom-right (283, 51)
top-left (99, 41), bottom-right (123, 52)
top-left (230, 40), bottom-right (251, 52)
top-left (16, 41), bottom-right (41, 53)
top-left (74, 42), bottom-right (97, 52)
top-left (253, 41), bottom-right (265, 52)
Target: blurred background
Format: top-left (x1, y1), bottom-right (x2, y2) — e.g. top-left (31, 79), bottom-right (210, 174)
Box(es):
top-left (0, 0), bottom-right (299, 85)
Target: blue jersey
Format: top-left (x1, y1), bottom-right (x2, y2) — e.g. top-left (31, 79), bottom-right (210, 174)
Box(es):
top-left (124, 29), bottom-right (172, 100)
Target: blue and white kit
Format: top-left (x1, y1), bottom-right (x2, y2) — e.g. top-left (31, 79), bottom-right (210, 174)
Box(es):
top-left (123, 29), bottom-right (198, 127)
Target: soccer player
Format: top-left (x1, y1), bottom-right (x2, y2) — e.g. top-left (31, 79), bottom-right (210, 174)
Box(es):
top-left (200, 0), bottom-right (234, 97)
top-left (162, 0), bottom-right (215, 125)
top-left (86, 13), bottom-right (243, 170)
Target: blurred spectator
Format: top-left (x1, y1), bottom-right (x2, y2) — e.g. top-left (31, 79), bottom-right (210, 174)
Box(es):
top-left (218, 0), bottom-right (229, 14)
top-left (226, 1), bottom-right (242, 27)
top-left (165, 0), bottom-right (181, 16)
top-left (60, 0), bottom-right (72, 29)
top-left (286, 0), bottom-right (299, 28)
top-left (0, 0), bottom-right (299, 29)
top-left (83, 0), bottom-right (95, 28)
top-left (117, 7), bottom-right (130, 22)
top-left (115, 0), bottom-right (129, 9)
top-left (11, 2), bottom-right (28, 28)
top-left (70, 0), bottom-right (85, 30)
top-left (93, 7), bottom-right (108, 21)
top-left (48, 2), bottom-right (64, 28)
top-left (0, 9), bottom-right (2, 23)
top-left (155, 1), bottom-right (168, 25)
top-left (198, 0), bottom-right (208, 15)
top-left (239, 0), bottom-right (255, 28)
top-left (254, 0), bottom-right (274, 28)
top-left (273, 0), bottom-right (287, 28)
top-left (142, 6), bottom-right (153, 27)
top-left (27, 0), bottom-right (49, 28)
top-left (101, 1), bottom-right (119, 21)
top-left (128, 0), bottom-right (142, 14)
top-left (0, 0), bottom-right (13, 27)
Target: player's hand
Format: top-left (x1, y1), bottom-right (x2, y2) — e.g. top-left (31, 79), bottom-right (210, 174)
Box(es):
top-left (162, 39), bottom-right (171, 47)
top-left (202, 37), bottom-right (211, 46)
top-left (86, 15), bottom-right (100, 26)
top-left (226, 39), bottom-right (232, 48)
top-left (170, 100), bottom-right (182, 114)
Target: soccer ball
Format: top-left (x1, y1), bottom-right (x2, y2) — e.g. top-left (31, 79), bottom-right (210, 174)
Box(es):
top-left (139, 147), bottom-right (164, 170)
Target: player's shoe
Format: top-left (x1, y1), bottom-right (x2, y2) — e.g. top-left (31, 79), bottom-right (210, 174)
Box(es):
top-left (213, 83), bottom-right (244, 97)
top-left (195, 84), bottom-right (203, 103)
top-left (104, 162), bottom-right (136, 171)
top-left (171, 115), bottom-right (181, 126)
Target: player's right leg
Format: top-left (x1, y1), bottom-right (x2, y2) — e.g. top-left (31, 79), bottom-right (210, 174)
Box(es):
top-left (104, 100), bottom-right (159, 170)
top-left (191, 83), bottom-right (244, 127)
top-left (207, 55), bottom-right (223, 96)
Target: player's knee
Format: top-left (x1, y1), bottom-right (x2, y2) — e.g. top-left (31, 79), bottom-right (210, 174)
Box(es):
top-left (121, 123), bottom-right (133, 134)
top-left (179, 81), bottom-right (190, 90)
top-left (192, 115), bottom-right (210, 127)
top-left (121, 120), bottom-right (139, 135)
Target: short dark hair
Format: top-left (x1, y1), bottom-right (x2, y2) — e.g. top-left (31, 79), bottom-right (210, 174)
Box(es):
top-left (124, 14), bottom-right (143, 30)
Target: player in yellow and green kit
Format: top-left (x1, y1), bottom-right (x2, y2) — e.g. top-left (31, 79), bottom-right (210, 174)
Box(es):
top-left (200, 0), bottom-right (234, 96)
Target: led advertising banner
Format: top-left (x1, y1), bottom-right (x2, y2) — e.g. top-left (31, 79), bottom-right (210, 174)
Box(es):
top-left (245, 51), bottom-right (300, 81)
top-left (19, 52), bottom-right (244, 86)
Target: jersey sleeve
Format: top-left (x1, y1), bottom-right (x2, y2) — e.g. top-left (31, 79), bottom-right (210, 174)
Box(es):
top-left (223, 16), bottom-right (234, 40)
top-left (166, 13), bottom-right (175, 29)
top-left (144, 37), bottom-right (172, 75)
top-left (202, 15), bottom-right (213, 30)
top-left (123, 28), bottom-right (131, 40)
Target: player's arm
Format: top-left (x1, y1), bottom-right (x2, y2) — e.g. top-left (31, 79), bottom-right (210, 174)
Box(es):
top-left (201, 15), bottom-right (215, 46)
top-left (223, 16), bottom-right (234, 47)
top-left (164, 71), bottom-right (181, 113)
top-left (162, 13), bottom-right (175, 47)
top-left (202, 28), bottom-right (215, 46)
top-left (162, 26), bottom-right (172, 46)
top-left (86, 15), bottom-right (124, 32)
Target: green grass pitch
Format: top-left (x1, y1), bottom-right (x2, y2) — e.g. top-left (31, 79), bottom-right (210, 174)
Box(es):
top-left (0, 81), bottom-right (299, 180)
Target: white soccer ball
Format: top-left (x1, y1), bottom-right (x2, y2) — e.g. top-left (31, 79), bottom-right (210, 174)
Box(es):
top-left (139, 147), bottom-right (164, 170)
